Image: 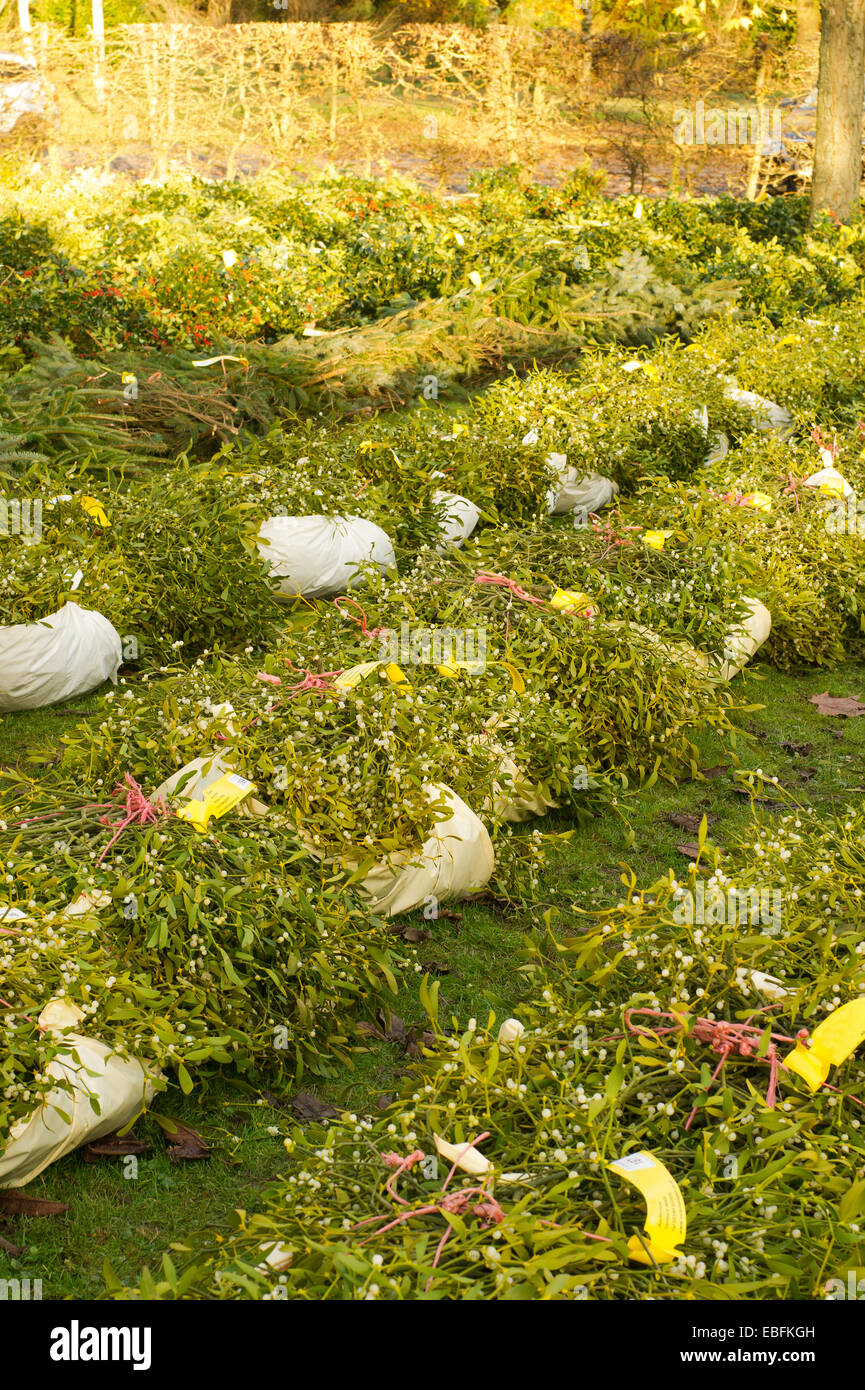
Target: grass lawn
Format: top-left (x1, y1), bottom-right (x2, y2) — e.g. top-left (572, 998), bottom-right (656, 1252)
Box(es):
top-left (2, 656), bottom-right (865, 1297)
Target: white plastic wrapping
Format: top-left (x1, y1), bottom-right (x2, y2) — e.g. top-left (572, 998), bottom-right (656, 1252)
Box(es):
top-left (0, 1000), bottom-right (157, 1189)
top-left (434, 489), bottom-right (480, 550)
top-left (355, 783), bottom-right (494, 916)
top-left (0, 602), bottom-right (122, 712)
top-left (256, 514), bottom-right (395, 600)
top-left (545, 454), bottom-right (619, 516)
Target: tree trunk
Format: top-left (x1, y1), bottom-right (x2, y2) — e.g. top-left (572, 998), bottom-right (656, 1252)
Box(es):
top-left (810, 0), bottom-right (865, 223)
top-left (92, 0), bottom-right (106, 106)
top-left (796, 0), bottom-right (822, 51)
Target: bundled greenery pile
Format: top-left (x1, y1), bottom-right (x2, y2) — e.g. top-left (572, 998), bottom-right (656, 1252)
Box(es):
top-left (7, 168), bottom-right (865, 1306)
top-left (614, 436), bottom-right (865, 670)
top-left (107, 786), bottom-right (865, 1301)
top-left (0, 775), bottom-right (408, 1135)
top-left (0, 493), bottom-right (131, 627)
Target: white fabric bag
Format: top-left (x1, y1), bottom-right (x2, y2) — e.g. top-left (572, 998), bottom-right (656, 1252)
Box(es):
top-left (724, 386), bottom-right (794, 437)
top-left (0, 1000), bottom-right (157, 1189)
top-left (356, 783), bottom-right (494, 916)
top-left (545, 454), bottom-right (619, 516)
top-left (256, 514), bottom-right (395, 600)
top-left (718, 597), bottom-right (772, 680)
top-left (803, 464), bottom-right (853, 499)
top-left (0, 602), bottom-right (122, 712)
top-left (471, 731), bottom-right (559, 823)
top-left (434, 489), bottom-right (480, 550)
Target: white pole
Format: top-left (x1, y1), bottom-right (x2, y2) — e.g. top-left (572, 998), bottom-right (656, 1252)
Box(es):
top-left (17, 0), bottom-right (34, 62)
top-left (92, 0), bottom-right (105, 106)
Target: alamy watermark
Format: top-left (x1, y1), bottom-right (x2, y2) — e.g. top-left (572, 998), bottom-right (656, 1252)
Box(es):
top-left (376, 623), bottom-right (487, 673)
top-left (0, 497), bottom-right (42, 541)
top-left (673, 100), bottom-right (783, 148)
top-left (825, 493), bottom-right (865, 537)
top-left (673, 883), bottom-right (782, 931)
top-left (825, 1270), bottom-right (865, 1300)
top-left (0, 1276), bottom-right (42, 1300)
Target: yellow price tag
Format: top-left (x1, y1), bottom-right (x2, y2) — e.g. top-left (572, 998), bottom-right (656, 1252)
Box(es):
top-left (608, 1151), bottom-right (687, 1265)
top-left (742, 492), bottom-right (772, 513)
top-left (641, 530), bottom-right (672, 551)
top-left (81, 496), bottom-right (110, 527)
top-left (175, 772), bottom-right (256, 834)
top-left (333, 662), bottom-right (379, 692)
top-left (550, 588), bottom-right (595, 617)
top-left (785, 998), bottom-right (865, 1092)
top-left (383, 663), bottom-right (411, 690)
top-left (819, 478), bottom-right (849, 499)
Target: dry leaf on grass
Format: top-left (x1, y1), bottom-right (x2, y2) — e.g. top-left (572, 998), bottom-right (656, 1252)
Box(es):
top-left (809, 693), bottom-right (865, 717)
top-left (667, 811), bottom-right (714, 834)
top-left (0, 1190), bottom-right (68, 1217)
top-left (81, 1131), bottom-right (151, 1162)
top-left (290, 1092), bottom-right (339, 1122)
top-left (153, 1115), bottom-right (211, 1161)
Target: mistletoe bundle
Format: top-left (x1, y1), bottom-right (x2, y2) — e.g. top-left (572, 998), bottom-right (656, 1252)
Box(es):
top-left (108, 788), bottom-right (865, 1302)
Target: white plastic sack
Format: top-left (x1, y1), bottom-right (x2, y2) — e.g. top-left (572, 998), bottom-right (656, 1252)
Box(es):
top-left (803, 464), bottom-right (853, 499)
top-left (545, 454), bottom-right (619, 516)
top-left (719, 597), bottom-right (772, 681)
top-left (471, 731), bottom-right (559, 823)
top-left (256, 514), bottom-right (395, 600)
top-left (705, 431), bottom-right (730, 466)
top-left (0, 602), bottom-right (122, 712)
top-left (609, 595), bottom-right (770, 683)
top-left (0, 999), bottom-right (157, 1189)
top-left (724, 386), bottom-right (794, 438)
top-left (356, 783), bottom-right (494, 916)
top-left (434, 489), bottom-right (480, 550)
top-left (693, 404), bottom-right (729, 466)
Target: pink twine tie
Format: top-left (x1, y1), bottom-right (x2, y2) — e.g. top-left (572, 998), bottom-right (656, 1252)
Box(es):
top-left (283, 663), bottom-right (344, 698)
top-left (96, 774), bottom-right (168, 865)
top-left (332, 596), bottom-right (388, 641)
top-left (624, 1008), bottom-right (806, 1129)
top-left (473, 573), bottom-right (547, 606)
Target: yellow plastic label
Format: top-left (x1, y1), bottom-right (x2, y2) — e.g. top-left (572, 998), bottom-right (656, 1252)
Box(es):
top-left (608, 1150), bottom-right (687, 1265)
top-left (742, 492), bottom-right (772, 513)
top-left (436, 660), bottom-right (461, 679)
top-left (176, 772), bottom-right (256, 834)
top-left (333, 661), bottom-right (379, 691)
top-left (785, 998), bottom-right (865, 1092)
top-left (550, 588), bottom-right (594, 616)
top-left (221, 249), bottom-right (238, 268)
top-left (641, 530), bottom-right (672, 551)
top-left (383, 663), bottom-right (409, 686)
top-left (819, 477), bottom-right (849, 499)
top-left (333, 662), bottom-right (411, 693)
top-left (499, 659), bottom-right (525, 693)
top-left (81, 496), bottom-right (110, 527)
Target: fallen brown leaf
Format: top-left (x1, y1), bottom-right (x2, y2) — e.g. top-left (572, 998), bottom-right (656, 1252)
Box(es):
top-left (667, 811), bottom-right (714, 835)
top-left (0, 1191), bottom-right (68, 1217)
top-left (81, 1131), bottom-right (151, 1162)
top-left (154, 1116), bottom-right (211, 1162)
top-left (403, 927), bottom-right (432, 944)
top-left (810, 692), bottom-right (865, 717)
top-left (290, 1092), bottom-right (339, 1122)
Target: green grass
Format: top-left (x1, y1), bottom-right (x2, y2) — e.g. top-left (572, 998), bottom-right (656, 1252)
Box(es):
top-left (4, 656), bottom-right (865, 1297)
